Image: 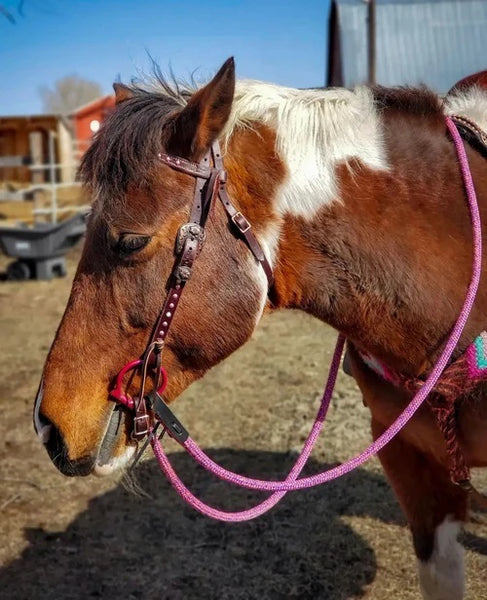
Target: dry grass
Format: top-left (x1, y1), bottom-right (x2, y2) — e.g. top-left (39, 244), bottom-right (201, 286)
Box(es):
top-left (0, 249), bottom-right (485, 599)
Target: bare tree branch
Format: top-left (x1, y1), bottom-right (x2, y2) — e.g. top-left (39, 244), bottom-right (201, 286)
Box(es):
top-left (0, 2), bottom-right (29, 23)
top-left (39, 75), bottom-right (103, 114)
top-left (0, 4), bottom-right (16, 23)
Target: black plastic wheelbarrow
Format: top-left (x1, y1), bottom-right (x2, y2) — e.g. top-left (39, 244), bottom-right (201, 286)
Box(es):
top-left (0, 211), bottom-right (87, 281)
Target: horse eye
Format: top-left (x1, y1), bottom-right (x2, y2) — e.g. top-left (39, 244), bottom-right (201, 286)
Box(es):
top-left (116, 234), bottom-right (151, 256)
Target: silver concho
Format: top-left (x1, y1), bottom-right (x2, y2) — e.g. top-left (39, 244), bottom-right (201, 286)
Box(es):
top-left (175, 222), bottom-right (206, 256)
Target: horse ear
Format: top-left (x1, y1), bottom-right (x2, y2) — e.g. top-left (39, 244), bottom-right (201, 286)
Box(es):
top-left (170, 57), bottom-right (235, 159)
top-left (113, 83), bottom-right (135, 104)
top-left (447, 70), bottom-right (487, 95)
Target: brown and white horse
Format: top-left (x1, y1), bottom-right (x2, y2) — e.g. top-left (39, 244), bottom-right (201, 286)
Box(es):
top-left (34, 59), bottom-right (487, 599)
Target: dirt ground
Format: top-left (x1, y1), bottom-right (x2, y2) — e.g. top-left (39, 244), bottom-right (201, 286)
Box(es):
top-left (0, 247), bottom-right (486, 600)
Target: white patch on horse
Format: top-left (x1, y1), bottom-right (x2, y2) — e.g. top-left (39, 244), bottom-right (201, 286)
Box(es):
top-left (94, 445), bottom-right (136, 477)
top-left (444, 86), bottom-right (487, 132)
top-left (223, 81), bottom-right (389, 217)
top-left (250, 250), bottom-right (270, 330)
top-left (417, 518), bottom-right (464, 600)
top-left (259, 219), bottom-right (282, 269)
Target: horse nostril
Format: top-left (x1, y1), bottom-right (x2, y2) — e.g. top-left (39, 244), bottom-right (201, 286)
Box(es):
top-left (35, 413), bottom-right (94, 477)
top-left (33, 381), bottom-right (94, 476)
top-left (39, 413), bottom-right (66, 461)
top-left (35, 411), bottom-right (53, 445)
top-left (33, 378), bottom-right (52, 444)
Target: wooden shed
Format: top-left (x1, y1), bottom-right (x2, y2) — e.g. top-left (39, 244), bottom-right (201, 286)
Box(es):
top-left (0, 114), bottom-right (74, 183)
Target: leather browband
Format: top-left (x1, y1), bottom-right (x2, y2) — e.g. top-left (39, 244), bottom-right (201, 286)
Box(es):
top-left (157, 153), bottom-right (213, 179)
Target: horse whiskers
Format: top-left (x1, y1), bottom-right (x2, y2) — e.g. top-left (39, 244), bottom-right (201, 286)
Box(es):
top-left (119, 427), bottom-right (166, 497)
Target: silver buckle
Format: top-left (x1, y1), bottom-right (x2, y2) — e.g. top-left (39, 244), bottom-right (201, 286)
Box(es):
top-left (231, 212), bottom-right (251, 234)
top-left (132, 414), bottom-right (150, 439)
top-left (176, 223), bottom-right (206, 255)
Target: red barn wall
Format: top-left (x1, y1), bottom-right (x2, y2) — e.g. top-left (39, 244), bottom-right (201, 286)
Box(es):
top-left (73, 96), bottom-right (115, 157)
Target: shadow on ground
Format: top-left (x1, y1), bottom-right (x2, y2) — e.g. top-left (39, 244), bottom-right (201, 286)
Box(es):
top-left (1, 449), bottom-right (405, 600)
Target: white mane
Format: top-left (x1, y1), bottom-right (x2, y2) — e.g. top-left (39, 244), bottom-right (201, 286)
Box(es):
top-left (223, 80), bottom-right (388, 217)
top-left (444, 85), bottom-right (487, 132)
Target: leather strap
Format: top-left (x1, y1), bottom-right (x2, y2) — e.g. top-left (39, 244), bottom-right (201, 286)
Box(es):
top-left (212, 142), bottom-right (273, 284)
top-left (218, 183), bottom-right (274, 284)
top-left (451, 115), bottom-right (487, 155)
top-left (158, 152), bottom-right (212, 179)
top-left (159, 141), bottom-right (273, 285)
top-left (189, 152), bottom-right (213, 225)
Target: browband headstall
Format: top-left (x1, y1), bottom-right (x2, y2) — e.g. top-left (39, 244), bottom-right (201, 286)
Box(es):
top-left (158, 152), bottom-right (212, 179)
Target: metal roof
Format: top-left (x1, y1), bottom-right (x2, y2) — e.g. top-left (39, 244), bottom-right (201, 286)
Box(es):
top-left (328, 0), bottom-right (487, 92)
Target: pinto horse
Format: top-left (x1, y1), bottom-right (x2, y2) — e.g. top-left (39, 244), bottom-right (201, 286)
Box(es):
top-left (34, 58), bottom-right (487, 599)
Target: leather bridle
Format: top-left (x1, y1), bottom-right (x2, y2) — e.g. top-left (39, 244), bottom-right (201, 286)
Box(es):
top-left (110, 140), bottom-right (273, 439)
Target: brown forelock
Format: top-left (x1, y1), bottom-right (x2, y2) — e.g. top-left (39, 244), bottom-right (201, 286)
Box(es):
top-left (39, 122), bottom-right (284, 463)
top-left (273, 88), bottom-right (487, 376)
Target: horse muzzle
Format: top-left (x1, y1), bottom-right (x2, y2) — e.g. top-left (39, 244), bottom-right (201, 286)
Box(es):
top-left (34, 378), bottom-right (134, 476)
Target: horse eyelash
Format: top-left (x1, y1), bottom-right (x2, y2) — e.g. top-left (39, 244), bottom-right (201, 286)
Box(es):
top-left (114, 234), bottom-right (151, 256)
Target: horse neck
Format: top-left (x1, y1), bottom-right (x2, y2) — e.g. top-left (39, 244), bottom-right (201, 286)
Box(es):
top-left (269, 105), bottom-right (487, 375)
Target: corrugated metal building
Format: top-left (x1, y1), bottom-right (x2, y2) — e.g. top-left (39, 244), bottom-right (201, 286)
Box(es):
top-left (328, 0), bottom-right (487, 92)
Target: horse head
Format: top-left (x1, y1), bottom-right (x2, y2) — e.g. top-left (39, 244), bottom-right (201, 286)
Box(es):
top-left (34, 58), bottom-right (284, 475)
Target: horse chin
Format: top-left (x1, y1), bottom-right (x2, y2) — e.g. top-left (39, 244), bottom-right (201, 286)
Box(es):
top-left (93, 405), bottom-right (136, 476)
top-left (94, 445), bottom-right (135, 476)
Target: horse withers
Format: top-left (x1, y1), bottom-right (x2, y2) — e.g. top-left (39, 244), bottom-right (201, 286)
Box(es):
top-left (34, 59), bottom-right (487, 599)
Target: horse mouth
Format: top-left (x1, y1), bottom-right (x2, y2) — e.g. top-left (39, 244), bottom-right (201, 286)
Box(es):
top-left (94, 405), bottom-right (136, 476)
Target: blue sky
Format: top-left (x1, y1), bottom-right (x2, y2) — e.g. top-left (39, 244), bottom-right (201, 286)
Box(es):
top-left (0, 0), bottom-right (331, 115)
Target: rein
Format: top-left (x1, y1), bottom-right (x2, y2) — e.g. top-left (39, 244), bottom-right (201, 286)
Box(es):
top-left (111, 116), bottom-right (483, 522)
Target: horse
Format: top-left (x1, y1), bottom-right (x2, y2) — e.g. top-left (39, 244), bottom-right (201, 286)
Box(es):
top-left (33, 58), bottom-right (487, 599)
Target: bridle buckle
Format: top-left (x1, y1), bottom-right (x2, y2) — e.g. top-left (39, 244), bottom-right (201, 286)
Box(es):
top-left (176, 222), bottom-right (206, 255)
top-left (231, 211), bottom-right (251, 234)
top-left (132, 413), bottom-right (150, 439)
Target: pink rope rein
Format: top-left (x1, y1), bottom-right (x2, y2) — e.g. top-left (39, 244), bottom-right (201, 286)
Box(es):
top-left (151, 117), bottom-right (482, 520)
top-left (151, 334), bottom-right (345, 522)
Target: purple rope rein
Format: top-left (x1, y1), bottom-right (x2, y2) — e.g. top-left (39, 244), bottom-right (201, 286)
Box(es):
top-left (150, 117), bottom-right (482, 521)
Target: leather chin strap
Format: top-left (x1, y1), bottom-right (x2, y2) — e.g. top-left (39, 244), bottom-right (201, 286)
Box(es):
top-left (126, 140), bottom-right (273, 438)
